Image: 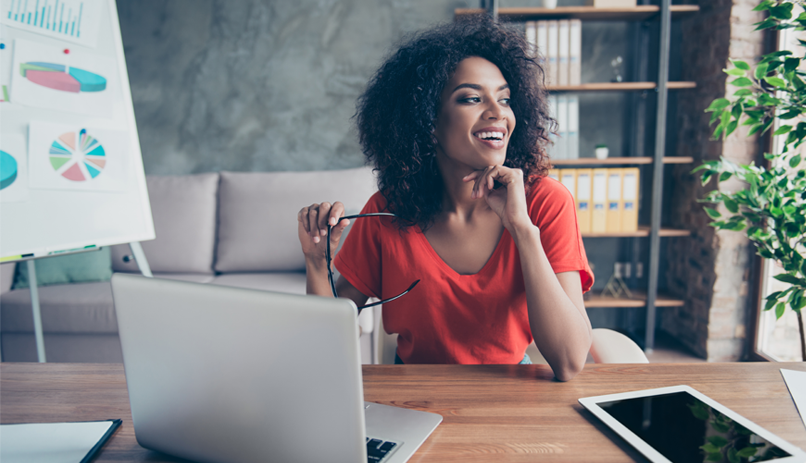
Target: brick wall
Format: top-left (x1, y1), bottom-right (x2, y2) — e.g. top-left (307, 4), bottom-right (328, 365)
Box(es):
top-left (662, 0), bottom-right (766, 361)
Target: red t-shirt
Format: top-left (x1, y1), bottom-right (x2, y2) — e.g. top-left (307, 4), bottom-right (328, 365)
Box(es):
top-left (334, 177), bottom-right (594, 364)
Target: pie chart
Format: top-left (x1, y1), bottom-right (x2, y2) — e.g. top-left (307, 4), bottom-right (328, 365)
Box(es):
top-left (21, 62), bottom-right (106, 93)
top-left (0, 150), bottom-right (17, 190)
top-left (49, 129), bottom-right (106, 182)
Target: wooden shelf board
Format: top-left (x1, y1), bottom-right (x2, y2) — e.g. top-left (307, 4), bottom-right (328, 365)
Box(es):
top-left (585, 291), bottom-right (685, 308)
top-left (547, 82), bottom-right (696, 92)
top-left (455, 5), bottom-right (699, 21)
top-left (551, 156), bottom-right (693, 166)
top-left (582, 226), bottom-right (691, 238)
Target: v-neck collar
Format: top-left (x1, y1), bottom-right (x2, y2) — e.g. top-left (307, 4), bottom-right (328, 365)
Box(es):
top-left (415, 225), bottom-right (509, 278)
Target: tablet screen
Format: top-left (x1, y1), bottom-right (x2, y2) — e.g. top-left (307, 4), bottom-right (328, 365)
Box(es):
top-left (597, 391), bottom-right (792, 463)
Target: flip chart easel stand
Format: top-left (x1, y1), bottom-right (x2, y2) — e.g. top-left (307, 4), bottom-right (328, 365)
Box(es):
top-left (26, 242), bottom-right (153, 363)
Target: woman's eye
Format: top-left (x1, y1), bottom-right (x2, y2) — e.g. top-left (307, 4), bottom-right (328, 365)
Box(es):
top-left (500, 98), bottom-right (511, 106)
top-left (459, 97), bottom-right (481, 104)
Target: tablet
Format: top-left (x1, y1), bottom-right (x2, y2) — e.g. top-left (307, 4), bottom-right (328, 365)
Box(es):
top-left (579, 385), bottom-right (806, 463)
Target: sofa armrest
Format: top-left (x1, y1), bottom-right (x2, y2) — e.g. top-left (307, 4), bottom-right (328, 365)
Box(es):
top-left (1, 262), bottom-right (16, 295)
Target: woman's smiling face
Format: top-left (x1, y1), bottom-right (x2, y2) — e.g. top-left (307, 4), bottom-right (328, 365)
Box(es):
top-left (433, 56), bottom-right (516, 173)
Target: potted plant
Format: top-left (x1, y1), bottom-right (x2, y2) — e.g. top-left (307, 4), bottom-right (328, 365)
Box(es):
top-left (694, 0), bottom-right (806, 360)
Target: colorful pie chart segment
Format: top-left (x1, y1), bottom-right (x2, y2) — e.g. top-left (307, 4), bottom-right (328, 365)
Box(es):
top-left (21, 62), bottom-right (107, 93)
top-left (49, 129), bottom-right (106, 182)
top-left (0, 150), bottom-right (18, 190)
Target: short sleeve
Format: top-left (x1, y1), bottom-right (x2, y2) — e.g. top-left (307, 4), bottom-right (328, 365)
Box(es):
top-left (333, 192), bottom-right (385, 299)
top-left (529, 178), bottom-right (594, 292)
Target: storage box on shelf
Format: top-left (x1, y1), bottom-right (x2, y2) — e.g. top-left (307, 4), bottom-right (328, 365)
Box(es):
top-left (457, 2), bottom-right (698, 349)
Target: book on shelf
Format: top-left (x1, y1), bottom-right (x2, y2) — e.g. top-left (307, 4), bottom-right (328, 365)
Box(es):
top-left (558, 19), bottom-right (570, 86)
top-left (570, 19), bottom-right (581, 86)
top-left (560, 169), bottom-right (576, 201)
top-left (546, 95), bottom-right (558, 158)
top-left (567, 95), bottom-right (579, 160)
top-left (556, 95), bottom-right (568, 160)
top-left (548, 169), bottom-right (560, 182)
top-left (621, 167), bottom-right (639, 233)
top-left (576, 168), bottom-right (592, 234)
top-left (547, 20), bottom-right (559, 86)
top-left (536, 20), bottom-right (548, 64)
top-left (592, 168), bottom-right (608, 233)
top-left (525, 21), bottom-right (537, 58)
top-left (606, 168), bottom-right (623, 233)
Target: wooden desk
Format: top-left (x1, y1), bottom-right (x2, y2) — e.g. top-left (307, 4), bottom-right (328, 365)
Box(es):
top-left (2, 362), bottom-right (804, 462)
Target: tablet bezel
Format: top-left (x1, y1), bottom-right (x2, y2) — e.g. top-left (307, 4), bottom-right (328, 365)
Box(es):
top-left (578, 385), bottom-right (806, 463)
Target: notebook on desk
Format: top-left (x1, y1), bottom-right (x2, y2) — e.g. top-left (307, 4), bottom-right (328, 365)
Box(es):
top-left (111, 273), bottom-right (441, 463)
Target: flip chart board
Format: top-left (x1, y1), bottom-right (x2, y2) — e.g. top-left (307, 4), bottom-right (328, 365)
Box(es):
top-left (0, 0), bottom-right (154, 260)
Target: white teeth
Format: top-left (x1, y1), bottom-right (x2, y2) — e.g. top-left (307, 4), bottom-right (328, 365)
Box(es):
top-left (475, 131), bottom-right (504, 140)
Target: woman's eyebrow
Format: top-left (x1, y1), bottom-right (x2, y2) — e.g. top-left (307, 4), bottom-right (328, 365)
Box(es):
top-left (451, 83), bottom-right (510, 94)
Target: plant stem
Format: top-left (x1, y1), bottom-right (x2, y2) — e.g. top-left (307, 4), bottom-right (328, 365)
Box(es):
top-left (798, 310), bottom-right (806, 361)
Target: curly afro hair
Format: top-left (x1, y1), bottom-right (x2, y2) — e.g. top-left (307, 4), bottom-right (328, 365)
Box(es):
top-left (355, 14), bottom-right (554, 231)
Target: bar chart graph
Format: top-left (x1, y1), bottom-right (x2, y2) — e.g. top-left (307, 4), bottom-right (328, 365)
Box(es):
top-left (2, 0), bottom-right (99, 48)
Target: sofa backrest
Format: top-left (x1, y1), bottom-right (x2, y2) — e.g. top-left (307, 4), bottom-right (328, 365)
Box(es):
top-left (214, 167), bottom-right (377, 273)
top-left (111, 173), bottom-right (220, 274)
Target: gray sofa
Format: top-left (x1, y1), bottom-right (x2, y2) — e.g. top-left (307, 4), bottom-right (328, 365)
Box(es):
top-left (0, 167), bottom-right (380, 364)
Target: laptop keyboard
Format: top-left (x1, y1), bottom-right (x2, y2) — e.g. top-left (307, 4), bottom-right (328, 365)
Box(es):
top-left (366, 437), bottom-right (399, 462)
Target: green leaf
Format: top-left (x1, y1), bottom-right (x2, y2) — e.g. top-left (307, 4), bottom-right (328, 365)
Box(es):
top-left (707, 436), bottom-right (729, 447)
top-left (732, 77), bottom-right (754, 87)
top-left (728, 448), bottom-right (740, 463)
top-left (726, 120), bottom-right (739, 137)
top-left (726, 67), bottom-right (746, 76)
top-left (776, 302), bottom-right (786, 319)
top-left (732, 59), bottom-right (751, 70)
top-left (706, 452), bottom-right (723, 462)
top-left (771, 206), bottom-right (784, 218)
top-left (774, 273), bottom-right (804, 285)
top-left (769, 3), bottom-right (794, 20)
top-left (706, 98), bottom-right (731, 112)
top-left (764, 76), bottom-right (787, 88)
top-left (790, 155), bottom-right (802, 168)
top-left (724, 197), bottom-right (739, 213)
top-left (737, 446), bottom-right (759, 458)
top-left (705, 207), bottom-right (722, 219)
top-left (765, 295), bottom-right (780, 311)
top-left (712, 421), bottom-right (730, 433)
top-left (734, 88), bottom-right (753, 96)
top-left (701, 443), bottom-right (721, 453)
top-left (780, 110), bottom-right (802, 120)
top-left (731, 103), bottom-right (743, 119)
top-left (774, 125), bottom-right (793, 135)
top-left (784, 57), bottom-right (801, 73)
top-left (755, 62), bottom-right (769, 80)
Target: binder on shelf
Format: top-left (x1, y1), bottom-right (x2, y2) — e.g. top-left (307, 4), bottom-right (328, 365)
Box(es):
top-left (546, 95), bottom-right (557, 158)
top-left (576, 168), bottom-right (592, 234)
top-left (570, 19), bottom-right (581, 86)
top-left (556, 95), bottom-right (568, 160)
top-left (525, 21), bottom-right (537, 57)
top-left (592, 168), bottom-right (608, 233)
top-left (558, 20), bottom-right (570, 86)
top-left (606, 168), bottom-right (624, 233)
top-left (621, 167), bottom-right (640, 233)
top-left (567, 95), bottom-right (579, 160)
top-left (548, 169), bottom-right (560, 182)
top-left (547, 20), bottom-right (559, 86)
top-left (560, 169), bottom-right (577, 200)
top-left (537, 20), bottom-right (548, 63)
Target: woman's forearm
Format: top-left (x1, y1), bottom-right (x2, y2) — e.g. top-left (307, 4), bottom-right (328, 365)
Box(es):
top-left (511, 223), bottom-right (592, 381)
top-left (305, 258), bottom-right (333, 297)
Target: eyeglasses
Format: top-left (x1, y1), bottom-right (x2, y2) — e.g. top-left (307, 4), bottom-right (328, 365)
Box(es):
top-left (326, 213), bottom-right (420, 314)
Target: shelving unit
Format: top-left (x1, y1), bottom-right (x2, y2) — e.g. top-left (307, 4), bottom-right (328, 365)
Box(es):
top-left (463, 1), bottom-right (698, 351)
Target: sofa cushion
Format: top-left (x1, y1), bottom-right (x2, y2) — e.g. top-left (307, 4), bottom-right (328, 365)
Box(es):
top-left (12, 247), bottom-right (112, 289)
top-left (211, 272), bottom-right (307, 294)
top-left (111, 173), bottom-right (220, 274)
top-left (0, 281), bottom-right (118, 334)
top-left (215, 167), bottom-right (377, 273)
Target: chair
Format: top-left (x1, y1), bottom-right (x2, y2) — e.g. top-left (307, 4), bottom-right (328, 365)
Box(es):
top-left (589, 328), bottom-right (649, 364)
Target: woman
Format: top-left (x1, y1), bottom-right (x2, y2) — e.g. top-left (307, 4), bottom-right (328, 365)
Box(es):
top-left (297, 15), bottom-right (593, 381)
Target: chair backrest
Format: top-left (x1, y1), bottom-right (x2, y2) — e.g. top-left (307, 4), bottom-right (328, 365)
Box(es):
top-left (589, 328), bottom-right (649, 364)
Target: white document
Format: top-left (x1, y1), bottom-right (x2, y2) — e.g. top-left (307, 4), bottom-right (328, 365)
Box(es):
top-left (567, 95), bottom-right (579, 160)
top-left (558, 20), bottom-right (569, 86)
top-left (555, 95), bottom-right (568, 160)
top-left (569, 19), bottom-right (581, 86)
top-left (525, 21), bottom-right (536, 57)
top-left (547, 20), bottom-right (558, 86)
top-left (781, 369), bottom-right (806, 429)
top-left (536, 21), bottom-right (547, 67)
top-left (1, 0), bottom-right (101, 48)
top-left (10, 38), bottom-right (117, 116)
top-left (0, 132), bottom-right (29, 202)
top-left (28, 121), bottom-right (129, 191)
top-left (0, 420), bottom-right (116, 463)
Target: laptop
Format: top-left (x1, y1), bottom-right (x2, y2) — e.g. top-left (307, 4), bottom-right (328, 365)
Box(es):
top-left (111, 273), bottom-right (442, 463)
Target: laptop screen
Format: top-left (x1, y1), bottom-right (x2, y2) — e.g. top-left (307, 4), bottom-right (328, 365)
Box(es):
top-left (596, 391), bottom-right (791, 463)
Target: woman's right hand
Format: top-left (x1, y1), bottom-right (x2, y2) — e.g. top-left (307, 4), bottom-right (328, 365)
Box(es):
top-left (297, 201), bottom-right (350, 264)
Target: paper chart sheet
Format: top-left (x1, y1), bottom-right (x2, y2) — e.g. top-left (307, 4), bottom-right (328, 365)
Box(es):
top-left (0, 133), bottom-right (28, 202)
top-left (1, 0), bottom-right (101, 48)
top-left (29, 121), bottom-right (128, 191)
top-left (10, 38), bottom-right (116, 116)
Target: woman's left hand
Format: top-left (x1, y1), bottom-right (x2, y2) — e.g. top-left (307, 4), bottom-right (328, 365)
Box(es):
top-left (463, 166), bottom-right (532, 232)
